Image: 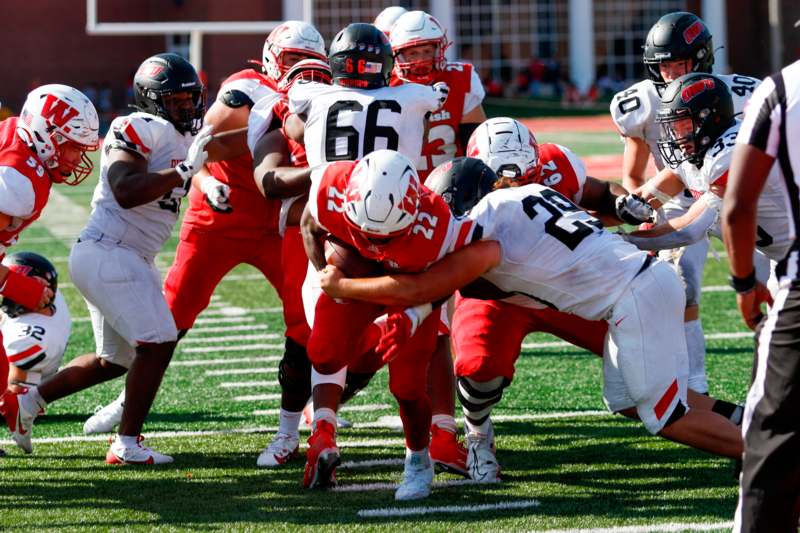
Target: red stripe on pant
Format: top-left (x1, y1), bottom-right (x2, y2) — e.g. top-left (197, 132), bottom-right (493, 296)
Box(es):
top-left (654, 379), bottom-right (679, 420)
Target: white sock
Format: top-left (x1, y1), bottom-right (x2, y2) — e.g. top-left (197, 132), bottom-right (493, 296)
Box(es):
top-left (313, 407), bottom-right (337, 430)
top-left (278, 408), bottom-right (302, 438)
top-left (27, 387), bottom-right (46, 409)
top-left (685, 319), bottom-right (708, 393)
top-left (431, 414), bottom-right (457, 433)
top-left (406, 446), bottom-right (431, 467)
top-left (115, 388), bottom-right (126, 407)
top-left (118, 434), bottom-right (140, 448)
top-left (465, 417), bottom-right (492, 436)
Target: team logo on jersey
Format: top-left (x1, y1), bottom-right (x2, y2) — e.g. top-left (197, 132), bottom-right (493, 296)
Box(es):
top-left (429, 109), bottom-right (452, 122)
top-left (682, 21), bottom-right (704, 44)
top-left (681, 78), bottom-right (715, 103)
top-left (40, 94), bottom-right (80, 130)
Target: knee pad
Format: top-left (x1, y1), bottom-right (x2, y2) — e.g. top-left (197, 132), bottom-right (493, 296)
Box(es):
top-left (278, 338), bottom-right (311, 395)
top-left (457, 376), bottom-right (509, 425)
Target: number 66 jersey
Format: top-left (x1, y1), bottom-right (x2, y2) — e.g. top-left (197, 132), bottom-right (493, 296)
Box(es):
top-left (289, 80), bottom-right (444, 167)
top-left (467, 183), bottom-right (649, 321)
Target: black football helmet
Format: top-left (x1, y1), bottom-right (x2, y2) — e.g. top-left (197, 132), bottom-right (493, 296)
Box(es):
top-left (656, 73), bottom-right (735, 169)
top-left (1, 252), bottom-right (58, 318)
top-left (426, 157), bottom-right (499, 216)
top-left (643, 12), bottom-right (714, 94)
top-left (133, 53), bottom-right (205, 135)
top-left (328, 23), bottom-right (393, 89)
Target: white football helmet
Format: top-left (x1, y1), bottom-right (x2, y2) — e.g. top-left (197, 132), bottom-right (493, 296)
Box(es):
top-left (345, 150), bottom-right (420, 238)
top-left (374, 6), bottom-right (408, 37)
top-left (390, 11), bottom-right (450, 84)
top-left (17, 84), bottom-right (99, 185)
top-left (262, 21), bottom-right (327, 83)
top-left (467, 117), bottom-right (540, 185)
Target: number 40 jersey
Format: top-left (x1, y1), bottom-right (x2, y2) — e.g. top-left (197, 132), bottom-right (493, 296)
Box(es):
top-left (466, 184), bottom-right (649, 321)
top-left (288, 80), bottom-right (444, 168)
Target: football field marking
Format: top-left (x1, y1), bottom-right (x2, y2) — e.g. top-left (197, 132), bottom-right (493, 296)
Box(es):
top-left (182, 343), bottom-right (284, 353)
top-left (530, 522), bottom-right (734, 533)
top-left (233, 393), bottom-right (282, 402)
top-left (521, 331), bottom-right (752, 350)
top-left (339, 457), bottom-right (404, 470)
top-left (205, 367), bottom-right (278, 376)
top-left (189, 324), bottom-right (269, 334)
top-left (180, 333), bottom-right (281, 344)
top-left (335, 479), bottom-right (481, 492)
top-left (194, 316), bottom-right (257, 325)
top-left (171, 356), bottom-right (280, 367)
top-left (219, 380), bottom-right (280, 389)
top-left (253, 403), bottom-right (391, 417)
top-left (357, 499), bottom-right (540, 518)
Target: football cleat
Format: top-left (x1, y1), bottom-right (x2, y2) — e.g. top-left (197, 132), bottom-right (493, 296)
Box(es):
top-left (106, 435), bottom-right (173, 465)
top-left (395, 451), bottom-right (434, 501)
top-left (429, 425), bottom-right (468, 477)
top-left (83, 393), bottom-right (125, 434)
top-left (303, 420), bottom-right (340, 488)
top-left (466, 424), bottom-right (501, 483)
top-left (302, 402), bottom-right (352, 429)
top-left (257, 432), bottom-right (300, 467)
top-left (1, 388), bottom-right (43, 454)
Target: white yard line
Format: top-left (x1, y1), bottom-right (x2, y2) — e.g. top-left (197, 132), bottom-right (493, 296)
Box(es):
top-left (180, 333), bottom-right (281, 344)
top-left (335, 479), bottom-right (482, 493)
top-left (199, 307), bottom-right (282, 317)
top-left (338, 457), bottom-right (405, 470)
top-left (219, 380), bottom-right (280, 389)
top-left (205, 367), bottom-right (278, 376)
top-left (171, 356), bottom-right (281, 367)
top-left (233, 393), bottom-right (282, 402)
top-left (364, 411), bottom-right (610, 431)
top-left (252, 403), bottom-right (390, 417)
top-left (189, 324), bottom-right (269, 334)
top-left (521, 331), bottom-right (752, 350)
top-left (357, 500), bottom-right (540, 518)
top-left (181, 343), bottom-right (284, 353)
top-left (531, 522), bottom-right (734, 533)
top-left (194, 316), bottom-right (257, 325)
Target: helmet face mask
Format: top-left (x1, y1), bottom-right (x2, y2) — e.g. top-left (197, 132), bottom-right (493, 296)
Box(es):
top-left (643, 12), bottom-right (714, 95)
top-left (1, 252), bottom-right (58, 318)
top-left (277, 58), bottom-right (333, 92)
top-left (262, 21), bottom-right (327, 83)
top-left (133, 53), bottom-right (206, 135)
top-left (467, 117), bottom-right (541, 187)
top-left (390, 11), bottom-right (450, 84)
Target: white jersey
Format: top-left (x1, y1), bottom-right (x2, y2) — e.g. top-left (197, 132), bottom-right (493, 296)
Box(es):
top-left (83, 112), bottom-right (194, 259)
top-left (2, 291), bottom-right (70, 384)
top-left (468, 184), bottom-right (649, 320)
top-left (674, 122), bottom-right (794, 261)
top-left (288, 81), bottom-right (443, 167)
top-left (247, 92), bottom-right (283, 157)
top-left (611, 74), bottom-right (761, 171)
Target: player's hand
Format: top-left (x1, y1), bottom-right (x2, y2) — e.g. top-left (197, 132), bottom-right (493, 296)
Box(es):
top-left (176, 125), bottom-right (214, 183)
top-left (31, 276), bottom-right (54, 311)
top-left (615, 193), bottom-right (655, 225)
top-left (200, 175), bottom-right (232, 213)
top-left (376, 311), bottom-right (413, 363)
top-left (318, 265), bottom-right (347, 297)
top-left (432, 82), bottom-right (450, 108)
top-left (737, 282), bottom-right (773, 331)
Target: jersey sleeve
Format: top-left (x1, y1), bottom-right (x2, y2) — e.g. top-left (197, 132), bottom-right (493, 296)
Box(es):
top-left (307, 164), bottom-right (330, 229)
top-left (218, 77), bottom-right (275, 110)
top-left (247, 93), bottom-right (283, 157)
top-left (106, 115), bottom-right (157, 159)
top-left (737, 75), bottom-right (781, 158)
top-left (288, 81), bottom-right (327, 116)
top-left (463, 66), bottom-right (485, 115)
top-left (3, 322), bottom-right (47, 371)
top-left (408, 83), bottom-right (445, 113)
top-left (610, 81), bottom-right (655, 139)
top-left (0, 166), bottom-right (35, 217)
top-left (555, 144), bottom-right (588, 204)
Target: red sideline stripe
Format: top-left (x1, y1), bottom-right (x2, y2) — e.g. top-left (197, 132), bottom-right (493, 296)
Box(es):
top-left (8, 344), bottom-right (43, 363)
top-left (654, 379), bottom-right (679, 420)
top-left (454, 220), bottom-right (475, 250)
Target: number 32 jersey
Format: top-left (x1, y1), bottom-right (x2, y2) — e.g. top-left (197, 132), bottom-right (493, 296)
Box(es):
top-left (289, 81), bottom-right (444, 168)
top-left (467, 184), bottom-right (648, 321)
top-left (84, 112), bottom-right (194, 259)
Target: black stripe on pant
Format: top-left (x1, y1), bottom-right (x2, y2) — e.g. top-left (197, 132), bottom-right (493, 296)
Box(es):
top-left (737, 282), bottom-right (800, 532)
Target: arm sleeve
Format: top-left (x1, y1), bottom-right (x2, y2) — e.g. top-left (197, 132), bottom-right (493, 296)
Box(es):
top-left (0, 166), bottom-right (35, 217)
top-left (737, 75), bottom-right (781, 157)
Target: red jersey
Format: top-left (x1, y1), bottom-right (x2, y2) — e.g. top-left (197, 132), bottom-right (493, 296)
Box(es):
top-left (182, 69), bottom-right (282, 239)
top-left (535, 143), bottom-right (587, 204)
top-left (390, 62), bottom-right (485, 181)
top-left (0, 118), bottom-right (54, 252)
top-left (310, 161), bottom-right (470, 273)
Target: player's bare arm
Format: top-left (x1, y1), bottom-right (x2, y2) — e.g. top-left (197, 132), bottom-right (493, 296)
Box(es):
top-left (106, 149), bottom-right (186, 209)
top-left (300, 202), bottom-right (328, 270)
top-left (283, 113), bottom-right (306, 144)
top-left (722, 143), bottom-right (775, 330)
top-left (319, 240), bottom-right (501, 306)
top-left (634, 165), bottom-right (684, 208)
top-left (621, 136), bottom-right (652, 192)
top-left (252, 127), bottom-right (312, 198)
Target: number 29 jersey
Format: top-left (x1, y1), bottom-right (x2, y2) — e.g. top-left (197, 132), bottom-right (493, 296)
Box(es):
top-left (84, 113), bottom-right (194, 259)
top-left (288, 81), bottom-right (443, 168)
top-left (467, 184), bottom-right (649, 321)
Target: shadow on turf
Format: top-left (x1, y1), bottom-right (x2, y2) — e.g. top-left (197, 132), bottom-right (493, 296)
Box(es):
top-left (0, 419), bottom-right (738, 528)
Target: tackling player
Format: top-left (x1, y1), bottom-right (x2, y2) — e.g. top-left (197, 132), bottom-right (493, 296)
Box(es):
top-left (0, 83), bottom-right (98, 442)
top-left (610, 11), bottom-right (760, 395)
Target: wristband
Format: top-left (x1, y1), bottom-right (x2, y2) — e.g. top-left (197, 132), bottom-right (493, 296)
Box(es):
top-left (403, 303), bottom-right (433, 337)
top-left (0, 270), bottom-right (46, 311)
top-left (729, 270), bottom-right (756, 294)
top-left (641, 181), bottom-right (673, 205)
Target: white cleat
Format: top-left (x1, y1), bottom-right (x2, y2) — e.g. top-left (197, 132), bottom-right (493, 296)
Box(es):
top-left (5, 388), bottom-right (45, 454)
top-left (106, 435), bottom-right (173, 465)
top-left (84, 393), bottom-right (125, 435)
top-left (466, 424), bottom-right (501, 483)
top-left (395, 451), bottom-right (434, 501)
top-left (256, 432), bottom-right (300, 467)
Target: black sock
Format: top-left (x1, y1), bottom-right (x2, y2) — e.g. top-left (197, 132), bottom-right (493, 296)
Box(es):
top-left (712, 399), bottom-right (744, 426)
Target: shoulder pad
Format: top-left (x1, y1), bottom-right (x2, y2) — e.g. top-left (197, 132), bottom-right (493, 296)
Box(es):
top-left (219, 89), bottom-right (254, 109)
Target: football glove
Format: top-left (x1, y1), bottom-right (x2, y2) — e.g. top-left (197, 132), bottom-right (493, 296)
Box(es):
top-left (176, 125), bottom-right (213, 184)
top-left (432, 82), bottom-right (450, 108)
top-left (200, 175), bottom-right (232, 213)
top-left (376, 303), bottom-right (433, 364)
top-left (615, 193), bottom-right (655, 225)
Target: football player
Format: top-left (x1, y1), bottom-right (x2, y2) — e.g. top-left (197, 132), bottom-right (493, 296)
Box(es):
top-left (622, 74), bottom-right (788, 325)
top-left (610, 12), bottom-right (760, 395)
top-left (374, 6), bottom-right (407, 37)
top-left (2, 253), bottom-right (70, 393)
top-left (82, 22), bottom-right (329, 438)
top-left (300, 149), bottom-right (471, 500)
top-left (318, 168), bottom-right (747, 462)
top-left (0, 83), bottom-right (98, 439)
top-left (5, 53), bottom-right (218, 463)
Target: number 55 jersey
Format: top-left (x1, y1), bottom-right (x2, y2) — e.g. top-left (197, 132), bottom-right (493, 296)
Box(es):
top-left (288, 81), bottom-right (444, 167)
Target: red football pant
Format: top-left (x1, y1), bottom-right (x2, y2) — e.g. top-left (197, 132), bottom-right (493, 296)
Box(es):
top-left (164, 229), bottom-right (292, 337)
top-left (452, 296), bottom-right (608, 382)
top-left (0, 332), bottom-right (7, 392)
top-left (281, 226), bottom-right (311, 346)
